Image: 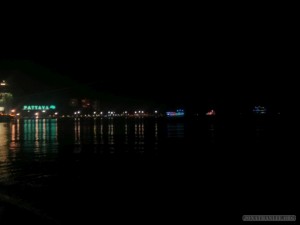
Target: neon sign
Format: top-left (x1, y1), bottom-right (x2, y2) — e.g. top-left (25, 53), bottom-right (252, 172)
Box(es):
top-left (23, 105), bottom-right (56, 111)
top-left (166, 109), bottom-right (185, 117)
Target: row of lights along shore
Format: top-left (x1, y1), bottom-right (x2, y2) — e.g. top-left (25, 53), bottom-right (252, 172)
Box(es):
top-left (9, 110), bottom-right (161, 118)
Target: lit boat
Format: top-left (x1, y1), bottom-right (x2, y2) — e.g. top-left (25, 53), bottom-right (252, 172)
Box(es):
top-left (206, 110), bottom-right (216, 116)
top-left (166, 109), bottom-right (185, 117)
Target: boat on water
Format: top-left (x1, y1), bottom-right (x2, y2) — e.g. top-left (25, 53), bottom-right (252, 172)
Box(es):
top-left (166, 109), bottom-right (185, 117)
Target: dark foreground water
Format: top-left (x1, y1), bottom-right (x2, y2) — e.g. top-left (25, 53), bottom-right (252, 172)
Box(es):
top-left (0, 116), bottom-right (296, 224)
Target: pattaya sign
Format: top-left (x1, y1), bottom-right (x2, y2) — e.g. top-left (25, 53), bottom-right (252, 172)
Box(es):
top-left (23, 105), bottom-right (56, 110)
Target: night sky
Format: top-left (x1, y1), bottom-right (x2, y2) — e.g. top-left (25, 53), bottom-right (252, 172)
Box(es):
top-left (0, 7), bottom-right (293, 112)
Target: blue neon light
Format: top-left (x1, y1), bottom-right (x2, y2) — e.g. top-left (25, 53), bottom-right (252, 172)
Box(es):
top-left (166, 109), bottom-right (185, 117)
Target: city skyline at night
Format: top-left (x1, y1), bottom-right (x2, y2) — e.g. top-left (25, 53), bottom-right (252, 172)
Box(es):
top-left (0, 58), bottom-right (283, 117)
top-left (0, 7), bottom-right (294, 224)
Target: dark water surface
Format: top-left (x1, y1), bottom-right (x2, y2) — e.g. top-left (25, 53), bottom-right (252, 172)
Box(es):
top-left (0, 116), bottom-right (296, 223)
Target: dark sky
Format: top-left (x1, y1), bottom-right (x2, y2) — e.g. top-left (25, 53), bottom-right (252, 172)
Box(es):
top-left (0, 7), bottom-right (293, 111)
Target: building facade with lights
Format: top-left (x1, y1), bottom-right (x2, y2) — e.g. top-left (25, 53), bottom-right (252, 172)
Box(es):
top-left (0, 80), bottom-right (13, 114)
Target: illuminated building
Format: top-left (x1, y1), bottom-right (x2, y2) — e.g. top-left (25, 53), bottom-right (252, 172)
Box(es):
top-left (69, 98), bottom-right (93, 109)
top-left (0, 80), bottom-right (13, 114)
top-left (81, 99), bottom-right (91, 108)
top-left (69, 98), bottom-right (100, 113)
top-left (253, 106), bottom-right (266, 115)
top-left (166, 109), bottom-right (185, 117)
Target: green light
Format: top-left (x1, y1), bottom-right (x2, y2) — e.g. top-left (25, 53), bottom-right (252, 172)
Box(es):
top-left (23, 105), bottom-right (56, 111)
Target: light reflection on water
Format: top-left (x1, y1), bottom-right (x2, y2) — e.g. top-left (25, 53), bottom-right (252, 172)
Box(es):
top-left (0, 123), bottom-right (9, 182)
top-left (167, 123), bottom-right (184, 138)
top-left (0, 118), bottom-right (190, 184)
top-left (0, 117), bottom-right (283, 223)
top-left (74, 118), bottom-right (81, 145)
top-left (134, 119), bottom-right (144, 153)
top-left (1, 118), bottom-right (221, 186)
top-left (21, 119), bottom-right (58, 144)
top-left (0, 119), bottom-right (59, 184)
top-left (108, 119), bottom-right (114, 153)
